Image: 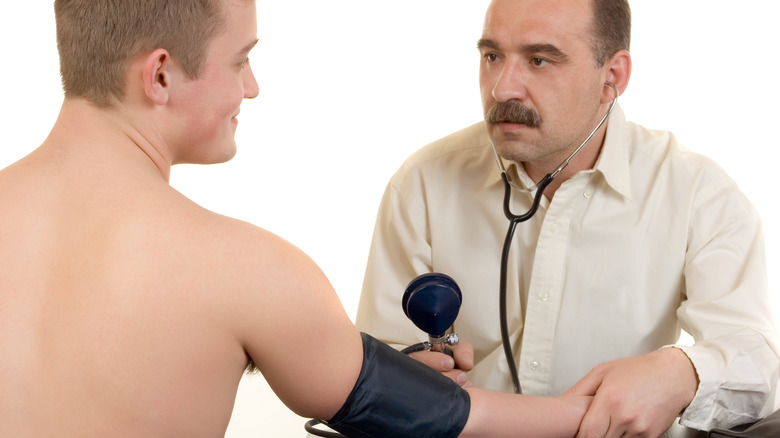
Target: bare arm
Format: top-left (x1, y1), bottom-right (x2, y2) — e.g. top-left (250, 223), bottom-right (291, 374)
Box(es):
top-left (225, 225), bottom-right (364, 420)
top-left (224, 222), bottom-right (590, 435)
top-left (463, 388), bottom-right (591, 438)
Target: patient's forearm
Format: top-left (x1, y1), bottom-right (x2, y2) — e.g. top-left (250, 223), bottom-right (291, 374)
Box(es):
top-left (461, 388), bottom-right (590, 437)
top-left (321, 334), bottom-right (588, 437)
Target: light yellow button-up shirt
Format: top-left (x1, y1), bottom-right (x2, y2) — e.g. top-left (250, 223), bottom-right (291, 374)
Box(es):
top-left (356, 106), bottom-right (779, 431)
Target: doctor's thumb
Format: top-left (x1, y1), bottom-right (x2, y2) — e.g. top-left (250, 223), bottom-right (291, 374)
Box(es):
top-left (563, 369), bottom-right (606, 397)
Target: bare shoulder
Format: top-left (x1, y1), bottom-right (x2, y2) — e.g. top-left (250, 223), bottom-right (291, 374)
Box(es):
top-left (155, 191), bottom-right (347, 331)
top-left (160, 194), bottom-right (363, 418)
top-left (158, 193), bottom-right (319, 290)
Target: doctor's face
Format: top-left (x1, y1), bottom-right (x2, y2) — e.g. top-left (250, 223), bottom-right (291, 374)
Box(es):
top-left (479, 0), bottom-right (610, 170)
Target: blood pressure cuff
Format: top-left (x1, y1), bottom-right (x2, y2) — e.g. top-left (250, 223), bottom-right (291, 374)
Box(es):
top-left (708, 407), bottom-right (780, 437)
top-left (325, 332), bottom-right (470, 438)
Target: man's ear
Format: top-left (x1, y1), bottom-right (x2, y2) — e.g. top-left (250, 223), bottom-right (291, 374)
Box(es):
top-left (142, 49), bottom-right (173, 105)
top-left (602, 49), bottom-right (631, 103)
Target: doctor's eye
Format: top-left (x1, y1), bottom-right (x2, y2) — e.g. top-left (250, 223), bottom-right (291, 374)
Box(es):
top-left (531, 57), bottom-right (549, 67)
top-left (483, 53), bottom-right (500, 63)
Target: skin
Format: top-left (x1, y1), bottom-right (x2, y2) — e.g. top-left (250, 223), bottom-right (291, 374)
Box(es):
top-left (479, 0), bottom-right (628, 199)
top-left (0, 2), bottom-right (363, 436)
top-left (416, 0), bottom-right (699, 437)
top-left (0, 1), bottom-right (593, 436)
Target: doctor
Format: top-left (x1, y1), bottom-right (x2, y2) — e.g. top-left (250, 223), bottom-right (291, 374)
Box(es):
top-left (357, 0), bottom-right (780, 436)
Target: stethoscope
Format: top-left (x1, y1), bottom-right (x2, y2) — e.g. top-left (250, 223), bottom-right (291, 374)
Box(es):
top-left (496, 82), bottom-right (619, 394)
top-left (304, 83), bottom-right (619, 436)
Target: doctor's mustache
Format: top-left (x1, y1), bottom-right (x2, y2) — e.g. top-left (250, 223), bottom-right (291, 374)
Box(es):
top-left (486, 101), bottom-right (542, 128)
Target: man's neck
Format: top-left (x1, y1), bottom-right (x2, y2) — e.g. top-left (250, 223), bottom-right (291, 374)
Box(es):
top-left (522, 126), bottom-right (607, 200)
top-left (47, 98), bottom-right (173, 182)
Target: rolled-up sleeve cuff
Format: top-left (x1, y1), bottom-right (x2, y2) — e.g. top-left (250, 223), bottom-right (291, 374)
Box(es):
top-left (673, 345), bottom-right (767, 431)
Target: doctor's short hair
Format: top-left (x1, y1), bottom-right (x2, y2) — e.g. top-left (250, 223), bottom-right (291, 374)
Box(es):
top-left (54, 0), bottom-right (232, 108)
top-left (591, 0), bottom-right (631, 67)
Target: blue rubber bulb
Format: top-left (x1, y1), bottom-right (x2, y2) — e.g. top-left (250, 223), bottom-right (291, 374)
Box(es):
top-left (402, 273), bottom-right (462, 337)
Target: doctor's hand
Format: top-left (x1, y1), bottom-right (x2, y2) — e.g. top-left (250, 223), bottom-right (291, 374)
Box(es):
top-left (564, 347), bottom-right (698, 438)
top-left (408, 340), bottom-right (474, 387)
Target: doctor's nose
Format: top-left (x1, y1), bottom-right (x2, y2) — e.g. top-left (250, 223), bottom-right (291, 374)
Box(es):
top-left (491, 63), bottom-right (529, 103)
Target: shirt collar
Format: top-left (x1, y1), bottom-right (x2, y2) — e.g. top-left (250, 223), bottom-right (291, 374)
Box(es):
top-left (493, 104), bottom-right (633, 199)
top-left (592, 104), bottom-right (632, 199)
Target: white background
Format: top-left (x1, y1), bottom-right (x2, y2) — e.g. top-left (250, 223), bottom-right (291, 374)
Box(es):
top-left (1, 1), bottom-right (778, 436)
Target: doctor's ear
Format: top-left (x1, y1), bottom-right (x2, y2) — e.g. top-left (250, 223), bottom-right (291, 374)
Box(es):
top-left (142, 48), bottom-right (173, 105)
top-left (602, 49), bottom-right (631, 102)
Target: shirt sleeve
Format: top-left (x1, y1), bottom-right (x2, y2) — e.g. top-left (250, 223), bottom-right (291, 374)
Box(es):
top-left (675, 176), bottom-right (780, 431)
top-left (355, 172), bottom-right (433, 349)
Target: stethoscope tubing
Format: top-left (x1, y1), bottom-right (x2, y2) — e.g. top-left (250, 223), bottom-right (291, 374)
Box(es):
top-left (498, 83), bottom-right (619, 394)
top-left (498, 172), bottom-right (553, 394)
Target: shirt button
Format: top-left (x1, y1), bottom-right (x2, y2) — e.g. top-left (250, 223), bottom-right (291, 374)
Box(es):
top-left (530, 360), bottom-right (540, 370)
top-left (539, 290), bottom-right (549, 301)
top-left (550, 223), bottom-right (558, 233)
top-left (583, 191), bottom-right (592, 199)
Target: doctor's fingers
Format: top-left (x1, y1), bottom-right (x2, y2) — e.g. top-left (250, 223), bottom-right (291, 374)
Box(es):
top-left (449, 340), bottom-right (475, 371)
top-left (575, 406), bottom-right (612, 438)
top-left (442, 369), bottom-right (471, 387)
top-left (577, 402), bottom-right (663, 438)
top-left (565, 364), bottom-right (609, 397)
top-left (408, 350), bottom-right (456, 372)
top-left (406, 350), bottom-right (471, 387)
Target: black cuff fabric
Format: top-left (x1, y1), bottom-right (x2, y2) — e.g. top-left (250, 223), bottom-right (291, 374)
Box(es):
top-left (325, 333), bottom-right (470, 438)
top-left (708, 408), bottom-right (780, 437)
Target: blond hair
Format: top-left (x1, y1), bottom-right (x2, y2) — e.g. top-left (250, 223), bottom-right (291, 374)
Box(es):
top-left (54, 0), bottom-right (228, 107)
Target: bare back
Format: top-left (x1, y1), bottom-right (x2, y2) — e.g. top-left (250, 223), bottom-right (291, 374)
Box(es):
top-left (0, 127), bottom-right (362, 436)
top-left (0, 141), bottom-right (248, 435)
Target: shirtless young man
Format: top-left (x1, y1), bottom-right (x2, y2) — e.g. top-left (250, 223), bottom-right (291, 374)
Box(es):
top-left (0, 1), bottom-right (591, 436)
